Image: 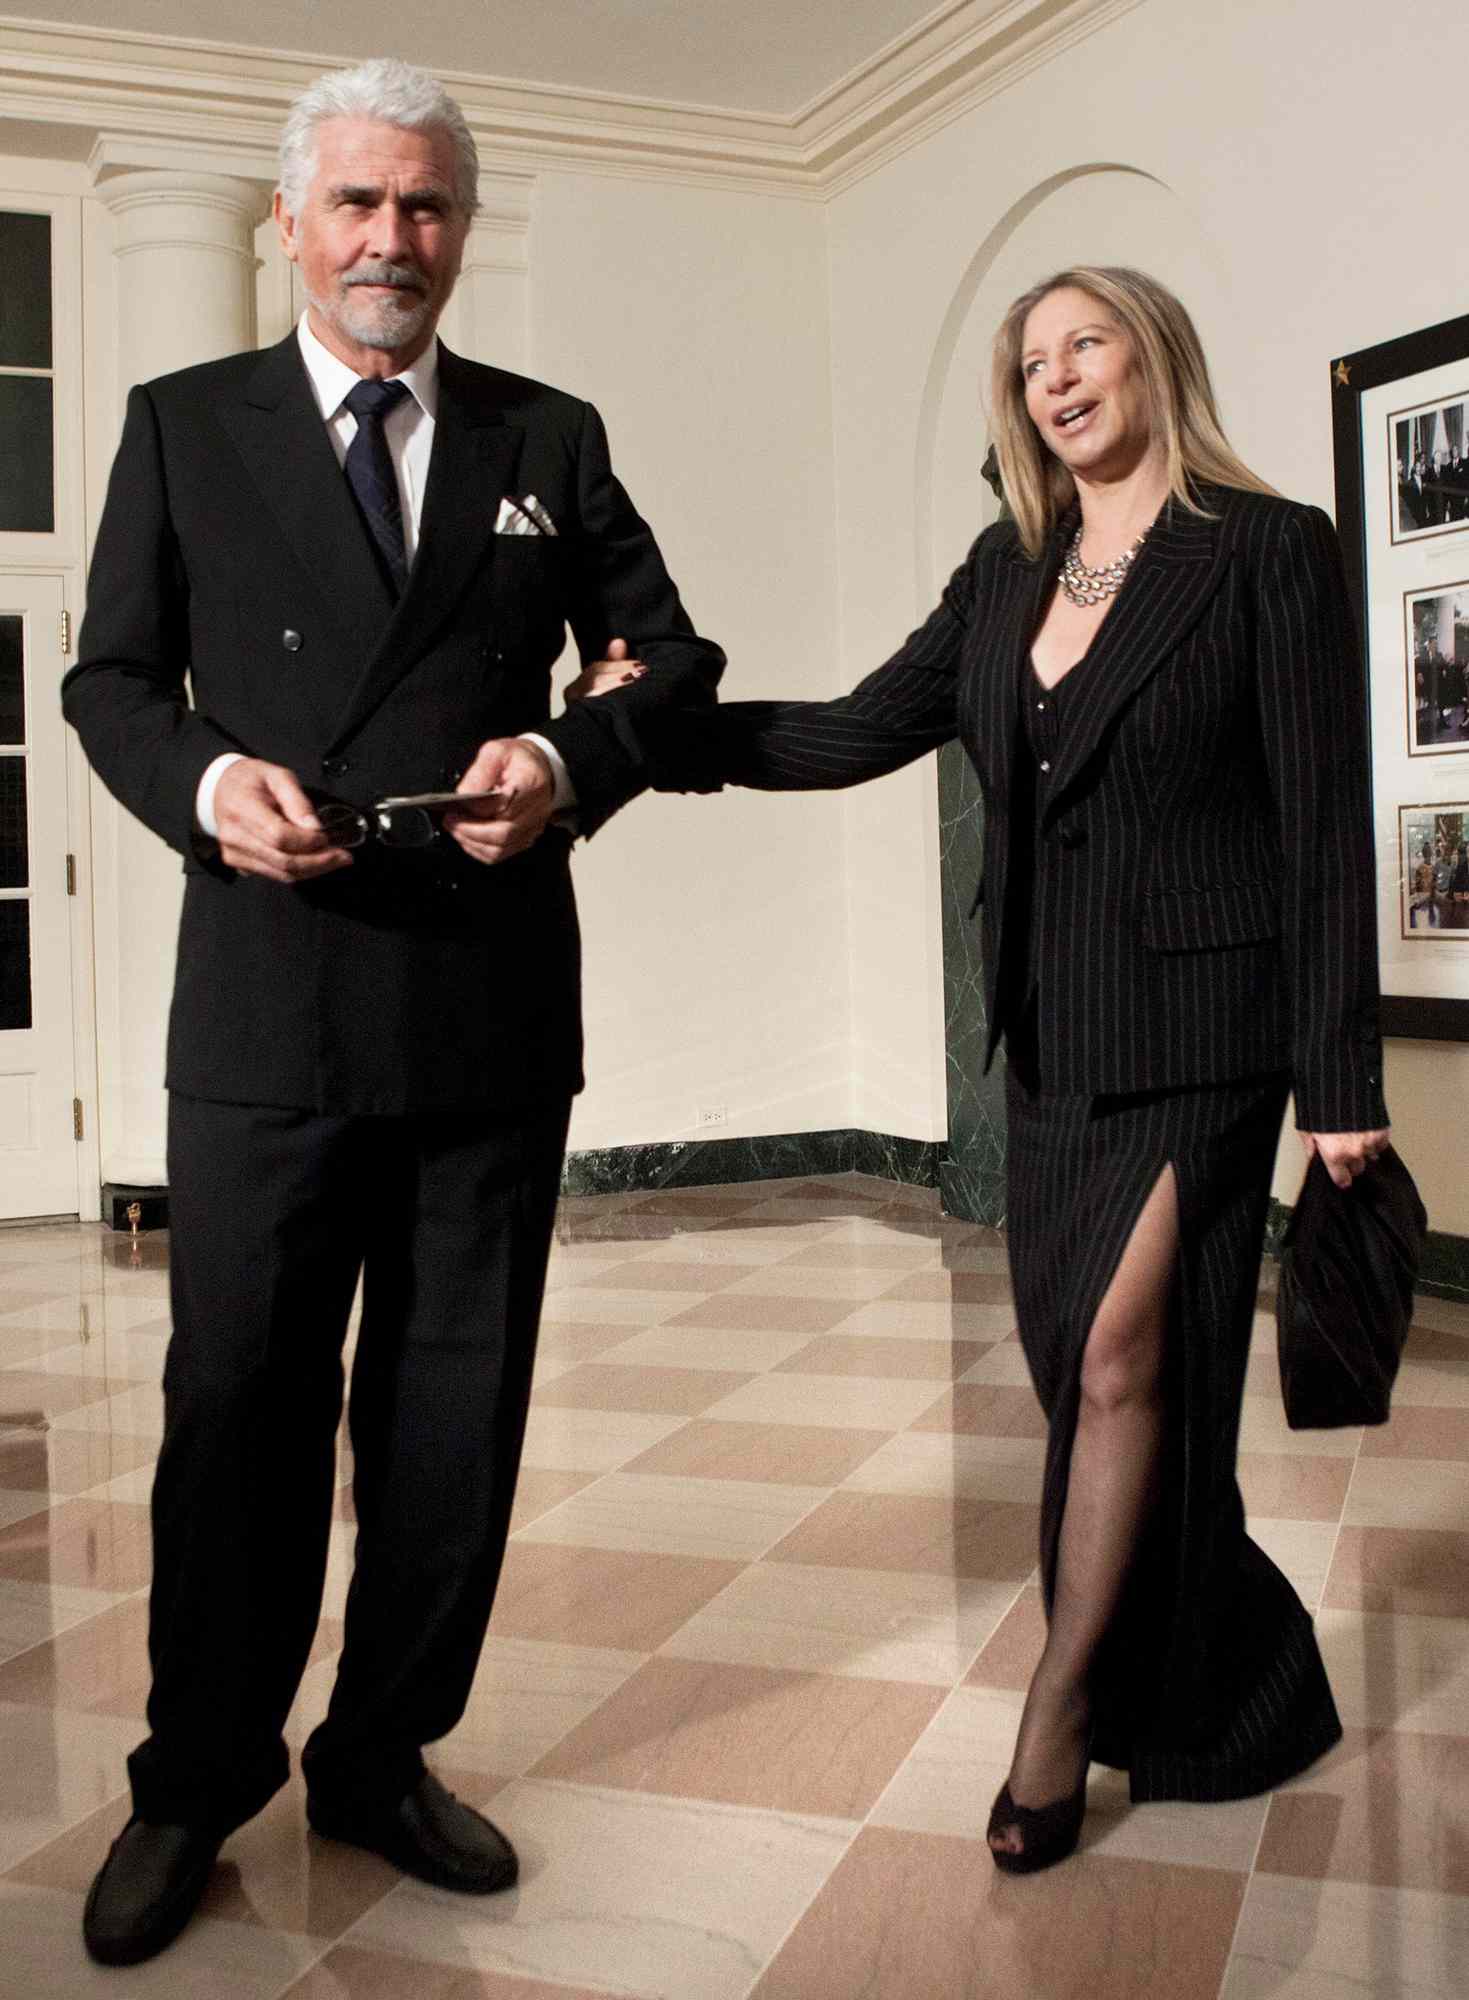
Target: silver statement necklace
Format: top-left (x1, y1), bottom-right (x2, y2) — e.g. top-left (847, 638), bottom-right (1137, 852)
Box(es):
top-left (1060, 526), bottom-right (1148, 608)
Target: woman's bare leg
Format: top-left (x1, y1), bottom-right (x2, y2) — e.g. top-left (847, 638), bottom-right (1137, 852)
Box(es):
top-left (989, 1163), bottom-right (1179, 1857)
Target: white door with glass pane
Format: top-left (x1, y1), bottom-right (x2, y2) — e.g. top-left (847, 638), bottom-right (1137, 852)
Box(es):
top-left (0, 574), bottom-right (79, 1217)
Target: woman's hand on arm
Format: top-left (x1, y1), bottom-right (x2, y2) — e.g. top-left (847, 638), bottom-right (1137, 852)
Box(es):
top-left (565, 637), bottom-right (646, 703)
top-left (1299, 1128), bottom-right (1393, 1189)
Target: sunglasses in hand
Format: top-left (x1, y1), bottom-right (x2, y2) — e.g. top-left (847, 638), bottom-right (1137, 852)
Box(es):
top-left (314, 789), bottom-right (508, 851)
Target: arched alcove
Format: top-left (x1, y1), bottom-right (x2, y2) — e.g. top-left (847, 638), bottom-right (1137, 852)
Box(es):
top-left (923, 166), bottom-right (1228, 1221)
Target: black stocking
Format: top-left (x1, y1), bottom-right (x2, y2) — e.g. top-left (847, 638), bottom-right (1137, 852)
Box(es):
top-left (990, 1163), bottom-right (1178, 1852)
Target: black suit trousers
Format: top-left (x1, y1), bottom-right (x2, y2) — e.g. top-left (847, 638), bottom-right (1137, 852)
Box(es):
top-left (128, 1090), bottom-right (570, 1832)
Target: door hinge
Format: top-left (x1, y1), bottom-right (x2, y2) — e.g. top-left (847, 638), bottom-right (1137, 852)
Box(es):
top-left (73, 1097), bottom-right (84, 1141)
top-left (65, 853), bottom-right (76, 896)
top-left (60, 608), bottom-right (72, 656)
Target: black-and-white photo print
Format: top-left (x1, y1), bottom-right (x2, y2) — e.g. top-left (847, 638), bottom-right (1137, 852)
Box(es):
top-left (1406, 581), bottom-right (1469, 753)
top-left (1400, 803), bottom-right (1469, 933)
top-left (1393, 395), bottom-right (1469, 540)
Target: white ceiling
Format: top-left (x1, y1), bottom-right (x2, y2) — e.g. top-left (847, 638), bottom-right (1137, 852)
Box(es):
top-left (27, 1), bottom-right (953, 117)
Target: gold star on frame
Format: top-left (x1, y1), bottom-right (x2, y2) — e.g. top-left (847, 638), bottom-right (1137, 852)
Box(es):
top-left (1334, 359), bottom-right (1352, 387)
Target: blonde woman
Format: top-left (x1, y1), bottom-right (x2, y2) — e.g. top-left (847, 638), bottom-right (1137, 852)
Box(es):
top-left (637, 267), bottom-right (1389, 1869)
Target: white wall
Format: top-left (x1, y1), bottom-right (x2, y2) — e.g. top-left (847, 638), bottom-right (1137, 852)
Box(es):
top-left (823, 0), bottom-right (1469, 1230)
top-left (524, 172), bottom-right (847, 1154)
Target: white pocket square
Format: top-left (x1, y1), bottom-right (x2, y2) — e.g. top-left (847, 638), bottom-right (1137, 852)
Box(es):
top-left (494, 493), bottom-right (557, 537)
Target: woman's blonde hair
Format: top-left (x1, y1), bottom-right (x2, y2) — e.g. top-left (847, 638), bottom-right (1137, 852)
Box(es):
top-left (990, 266), bottom-right (1275, 556)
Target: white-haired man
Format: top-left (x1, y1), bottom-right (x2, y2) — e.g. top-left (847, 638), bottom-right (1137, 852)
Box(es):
top-left (65, 57), bottom-right (722, 1966)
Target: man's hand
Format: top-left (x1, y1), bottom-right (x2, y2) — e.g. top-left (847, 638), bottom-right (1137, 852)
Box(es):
top-left (1299, 1128), bottom-right (1392, 1190)
top-left (445, 738), bottom-right (556, 864)
top-left (564, 636), bottom-right (645, 704)
top-left (213, 758), bottom-right (352, 882)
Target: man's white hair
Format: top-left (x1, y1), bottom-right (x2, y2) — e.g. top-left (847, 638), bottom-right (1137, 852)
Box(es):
top-left (278, 57), bottom-right (480, 218)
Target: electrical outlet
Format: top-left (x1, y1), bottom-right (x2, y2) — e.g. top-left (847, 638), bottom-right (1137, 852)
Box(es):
top-left (696, 1103), bottom-right (728, 1129)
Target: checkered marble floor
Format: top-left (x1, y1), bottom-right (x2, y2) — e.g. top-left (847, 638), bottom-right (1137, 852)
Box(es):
top-left (0, 1172), bottom-right (1467, 1998)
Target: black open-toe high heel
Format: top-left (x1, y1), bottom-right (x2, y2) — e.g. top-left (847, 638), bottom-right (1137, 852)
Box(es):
top-left (986, 1769), bottom-right (1088, 1875)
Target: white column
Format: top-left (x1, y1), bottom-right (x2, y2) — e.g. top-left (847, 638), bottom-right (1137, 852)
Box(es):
top-left (103, 172), bottom-right (266, 374)
top-left (438, 172), bottom-right (533, 370)
top-left (91, 170), bottom-right (268, 1187)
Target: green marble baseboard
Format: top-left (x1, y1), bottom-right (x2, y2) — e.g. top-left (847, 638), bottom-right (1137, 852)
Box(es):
top-left (938, 1155), bottom-right (1006, 1230)
top-left (94, 1148), bottom-right (1469, 1302)
top-left (1265, 1199), bottom-right (1469, 1304)
top-left (560, 1129), bottom-right (942, 1198)
top-left (99, 1134), bottom-right (941, 1232)
top-left (563, 1150), bottom-right (1468, 1302)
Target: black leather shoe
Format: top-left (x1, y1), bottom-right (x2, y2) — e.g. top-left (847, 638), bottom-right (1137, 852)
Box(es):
top-left (82, 1818), bottom-right (221, 1965)
top-left (307, 1772), bottom-right (518, 1893)
top-left (986, 1775), bottom-right (1088, 1875)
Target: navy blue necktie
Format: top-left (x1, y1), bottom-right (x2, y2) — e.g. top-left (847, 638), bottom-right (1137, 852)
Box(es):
top-left (343, 377), bottom-right (411, 593)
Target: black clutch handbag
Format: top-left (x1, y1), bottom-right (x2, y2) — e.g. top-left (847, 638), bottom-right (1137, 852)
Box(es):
top-left (1275, 1146), bottom-right (1426, 1428)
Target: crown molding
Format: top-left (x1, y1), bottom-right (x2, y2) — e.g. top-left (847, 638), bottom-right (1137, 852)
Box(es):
top-left (803, 0), bottom-right (1145, 194)
top-left (0, 16), bottom-right (806, 196)
top-left (0, 2), bottom-right (1144, 199)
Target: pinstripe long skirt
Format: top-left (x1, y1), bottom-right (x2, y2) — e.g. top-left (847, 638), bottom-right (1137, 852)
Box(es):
top-left (1003, 1061), bottom-right (1342, 1802)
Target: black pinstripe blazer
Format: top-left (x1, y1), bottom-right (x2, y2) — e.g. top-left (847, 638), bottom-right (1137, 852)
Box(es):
top-left (647, 485), bottom-right (1387, 1133)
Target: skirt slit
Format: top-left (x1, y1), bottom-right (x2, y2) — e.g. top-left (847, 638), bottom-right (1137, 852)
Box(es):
top-left (1030, 1146), bottom-right (1175, 1609)
top-left (1004, 1064), bottom-right (1341, 1803)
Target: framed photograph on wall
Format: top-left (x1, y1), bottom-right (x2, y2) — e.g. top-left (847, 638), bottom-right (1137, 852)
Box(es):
top-left (1332, 310), bottom-right (1469, 1040)
top-left (1398, 803), bottom-right (1469, 937)
top-left (1390, 395), bottom-right (1469, 543)
top-left (1404, 580), bottom-right (1469, 755)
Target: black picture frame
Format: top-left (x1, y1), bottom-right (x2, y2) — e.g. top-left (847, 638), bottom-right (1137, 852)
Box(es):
top-left (1332, 311), bottom-right (1469, 1042)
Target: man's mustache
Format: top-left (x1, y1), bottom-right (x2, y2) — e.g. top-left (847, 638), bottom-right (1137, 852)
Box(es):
top-left (342, 263), bottom-right (426, 295)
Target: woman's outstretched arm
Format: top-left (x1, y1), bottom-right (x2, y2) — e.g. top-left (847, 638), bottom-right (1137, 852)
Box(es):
top-left (636, 533), bottom-right (989, 795)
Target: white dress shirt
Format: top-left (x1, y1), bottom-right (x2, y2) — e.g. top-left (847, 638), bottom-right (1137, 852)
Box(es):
top-left (196, 313), bottom-right (573, 834)
top-left (296, 308), bottom-right (436, 566)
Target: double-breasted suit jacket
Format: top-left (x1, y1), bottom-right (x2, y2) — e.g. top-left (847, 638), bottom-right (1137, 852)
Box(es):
top-left (64, 333), bottom-right (724, 1116)
top-left (649, 484), bottom-right (1386, 1133)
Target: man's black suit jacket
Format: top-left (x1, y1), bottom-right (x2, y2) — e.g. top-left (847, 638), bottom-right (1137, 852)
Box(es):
top-left (647, 485), bottom-right (1387, 1135)
top-left (64, 334), bottom-right (723, 1115)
